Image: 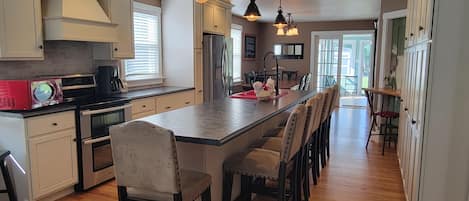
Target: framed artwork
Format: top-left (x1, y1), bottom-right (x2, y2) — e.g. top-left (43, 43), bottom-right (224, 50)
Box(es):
top-left (273, 43), bottom-right (304, 59)
top-left (244, 34), bottom-right (256, 60)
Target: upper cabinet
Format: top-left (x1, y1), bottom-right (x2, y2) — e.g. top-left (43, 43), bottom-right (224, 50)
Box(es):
top-left (405, 0), bottom-right (434, 47)
top-left (0, 0), bottom-right (43, 60)
top-left (202, 1), bottom-right (231, 36)
top-left (94, 0), bottom-right (134, 60)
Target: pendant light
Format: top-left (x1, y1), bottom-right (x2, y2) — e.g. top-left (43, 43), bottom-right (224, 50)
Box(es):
top-left (285, 13), bottom-right (299, 36)
top-left (195, 0), bottom-right (208, 4)
top-left (244, 0), bottom-right (261, 22)
top-left (273, 0), bottom-right (287, 29)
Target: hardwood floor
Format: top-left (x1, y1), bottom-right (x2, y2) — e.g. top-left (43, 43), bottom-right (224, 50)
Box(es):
top-left (59, 106), bottom-right (405, 201)
top-left (309, 107), bottom-right (405, 201)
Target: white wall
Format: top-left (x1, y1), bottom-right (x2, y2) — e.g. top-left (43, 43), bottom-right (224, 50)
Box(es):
top-left (419, 0), bottom-right (469, 200)
top-left (161, 0), bottom-right (194, 87)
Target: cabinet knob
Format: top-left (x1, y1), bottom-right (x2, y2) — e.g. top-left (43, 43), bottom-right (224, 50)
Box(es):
top-left (419, 26), bottom-right (424, 31)
top-left (52, 122), bottom-right (58, 126)
top-left (214, 25), bottom-right (218, 28)
top-left (142, 105), bottom-right (146, 108)
top-left (400, 99), bottom-right (403, 102)
top-left (185, 101), bottom-right (191, 104)
top-left (73, 138), bottom-right (77, 142)
top-left (114, 48), bottom-right (118, 51)
top-left (405, 37), bottom-right (408, 40)
top-left (198, 90), bottom-right (203, 93)
top-left (404, 108), bottom-right (408, 111)
top-left (412, 120), bottom-right (417, 124)
top-left (410, 33), bottom-right (414, 37)
top-left (165, 106), bottom-right (171, 109)
top-left (38, 45), bottom-right (43, 50)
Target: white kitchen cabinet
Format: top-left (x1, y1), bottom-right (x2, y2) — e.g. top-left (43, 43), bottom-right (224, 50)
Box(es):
top-left (398, 43), bottom-right (430, 201)
top-left (203, 3), bottom-right (227, 35)
top-left (0, 111), bottom-right (78, 201)
top-left (194, 49), bottom-right (204, 104)
top-left (94, 0), bottom-right (134, 59)
top-left (156, 90), bottom-right (195, 113)
top-left (29, 129), bottom-right (78, 200)
top-left (131, 90), bottom-right (196, 119)
top-left (0, 0), bottom-right (43, 60)
top-left (131, 97), bottom-right (157, 120)
top-left (405, 0), bottom-right (434, 46)
top-left (194, 3), bottom-right (203, 49)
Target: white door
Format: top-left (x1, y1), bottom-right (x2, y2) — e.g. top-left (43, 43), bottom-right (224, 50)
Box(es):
top-left (312, 31), bottom-right (375, 103)
top-left (313, 34), bottom-right (343, 92)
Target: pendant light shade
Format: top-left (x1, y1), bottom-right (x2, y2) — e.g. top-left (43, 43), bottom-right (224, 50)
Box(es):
top-left (244, 0), bottom-right (261, 22)
top-left (273, 9), bottom-right (287, 29)
top-left (277, 27), bottom-right (285, 36)
top-left (195, 0), bottom-right (208, 4)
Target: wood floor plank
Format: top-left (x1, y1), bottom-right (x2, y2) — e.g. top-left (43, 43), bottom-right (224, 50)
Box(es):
top-left (60, 107), bottom-right (405, 201)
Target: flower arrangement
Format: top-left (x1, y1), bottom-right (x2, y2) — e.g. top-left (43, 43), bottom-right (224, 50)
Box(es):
top-left (252, 78), bottom-right (276, 101)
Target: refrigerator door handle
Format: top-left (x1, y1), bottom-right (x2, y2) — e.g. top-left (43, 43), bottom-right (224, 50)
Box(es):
top-left (221, 41), bottom-right (227, 93)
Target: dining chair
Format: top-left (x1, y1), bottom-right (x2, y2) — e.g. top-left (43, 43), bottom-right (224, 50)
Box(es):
top-left (0, 150), bottom-right (17, 201)
top-left (110, 121), bottom-right (212, 201)
top-left (222, 104), bottom-right (307, 201)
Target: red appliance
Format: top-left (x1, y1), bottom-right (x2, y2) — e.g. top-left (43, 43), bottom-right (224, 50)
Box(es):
top-left (0, 79), bottom-right (63, 110)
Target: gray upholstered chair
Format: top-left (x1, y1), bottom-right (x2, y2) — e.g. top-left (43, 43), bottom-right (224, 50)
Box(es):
top-left (222, 104), bottom-right (307, 201)
top-left (110, 121), bottom-right (211, 201)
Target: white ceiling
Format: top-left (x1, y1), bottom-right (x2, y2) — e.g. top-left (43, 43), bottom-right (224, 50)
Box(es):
top-left (231, 0), bottom-right (381, 22)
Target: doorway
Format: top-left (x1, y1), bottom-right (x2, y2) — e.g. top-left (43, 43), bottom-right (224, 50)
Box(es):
top-left (311, 31), bottom-right (375, 107)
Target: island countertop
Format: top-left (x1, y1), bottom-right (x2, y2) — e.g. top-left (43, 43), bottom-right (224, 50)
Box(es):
top-left (140, 89), bottom-right (316, 146)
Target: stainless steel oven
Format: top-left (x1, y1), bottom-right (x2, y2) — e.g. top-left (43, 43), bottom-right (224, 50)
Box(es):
top-left (79, 103), bottom-right (131, 190)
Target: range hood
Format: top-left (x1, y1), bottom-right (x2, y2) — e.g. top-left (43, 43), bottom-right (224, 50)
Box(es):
top-left (43, 0), bottom-right (118, 42)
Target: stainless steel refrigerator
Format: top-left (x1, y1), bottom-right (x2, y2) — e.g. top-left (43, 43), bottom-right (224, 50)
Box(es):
top-left (203, 34), bottom-right (233, 103)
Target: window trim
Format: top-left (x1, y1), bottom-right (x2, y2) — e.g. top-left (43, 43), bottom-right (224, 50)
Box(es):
top-left (123, 2), bottom-right (163, 89)
top-left (231, 24), bottom-right (243, 84)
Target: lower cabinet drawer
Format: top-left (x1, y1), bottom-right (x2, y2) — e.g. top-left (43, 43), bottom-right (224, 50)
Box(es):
top-left (26, 111), bottom-right (75, 138)
top-left (131, 97), bottom-right (156, 114)
top-left (156, 90), bottom-right (195, 113)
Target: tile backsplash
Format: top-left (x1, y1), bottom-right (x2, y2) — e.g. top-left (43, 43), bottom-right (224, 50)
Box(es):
top-left (0, 41), bottom-right (115, 79)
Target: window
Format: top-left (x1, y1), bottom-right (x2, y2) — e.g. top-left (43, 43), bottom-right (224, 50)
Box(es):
top-left (124, 2), bottom-right (162, 85)
top-left (231, 24), bottom-right (242, 83)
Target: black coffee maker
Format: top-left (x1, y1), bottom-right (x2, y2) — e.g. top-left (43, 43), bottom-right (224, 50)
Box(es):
top-left (96, 66), bottom-right (124, 97)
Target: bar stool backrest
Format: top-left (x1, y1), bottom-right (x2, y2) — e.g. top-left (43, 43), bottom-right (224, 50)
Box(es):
top-left (280, 104), bottom-right (307, 162)
top-left (328, 84), bottom-right (339, 115)
top-left (311, 93), bottom-right (325, 134)
top-left (304, 93), bottom-right (323, 143)
top-left (320, 88), bottom-right (333, 122)
top-left (110, 121), bottom-right (182, 195)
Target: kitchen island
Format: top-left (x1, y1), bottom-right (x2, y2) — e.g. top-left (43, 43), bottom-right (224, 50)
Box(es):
top-left (138, 89), bottom-right (317, 200)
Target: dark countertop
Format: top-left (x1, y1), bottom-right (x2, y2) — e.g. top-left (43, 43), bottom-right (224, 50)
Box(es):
top-left (0, 104), bottom-right (77, 118)
top-left (0, 86), bottom-right (194, 118)
top-left (140, 89), bottom-right (317, 146)
top-left (118, 86), bottom-right (195, 100)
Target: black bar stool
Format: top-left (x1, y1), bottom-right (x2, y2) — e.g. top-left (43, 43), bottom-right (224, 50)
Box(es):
top-left (0, 150), bottom-right (17, 201)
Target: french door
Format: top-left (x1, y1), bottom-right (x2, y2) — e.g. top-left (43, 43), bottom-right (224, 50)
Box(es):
top-left (312, 31), bottom-right (375, 99)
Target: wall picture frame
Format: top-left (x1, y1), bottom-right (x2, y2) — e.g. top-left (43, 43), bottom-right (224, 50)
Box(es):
top-left (244, 34), bottom-right (256, 60)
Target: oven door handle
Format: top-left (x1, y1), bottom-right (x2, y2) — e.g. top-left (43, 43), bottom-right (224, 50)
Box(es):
top-left (83, 136), bottom-right (111, 145)
top-left (81, 104), bottom-right (132, 116)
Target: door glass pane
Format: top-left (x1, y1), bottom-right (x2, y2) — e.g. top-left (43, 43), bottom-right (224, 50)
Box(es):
top-left (340, 34), bottom-right (373, 97)
top-left (317, 39), bottom-right (339, 90)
